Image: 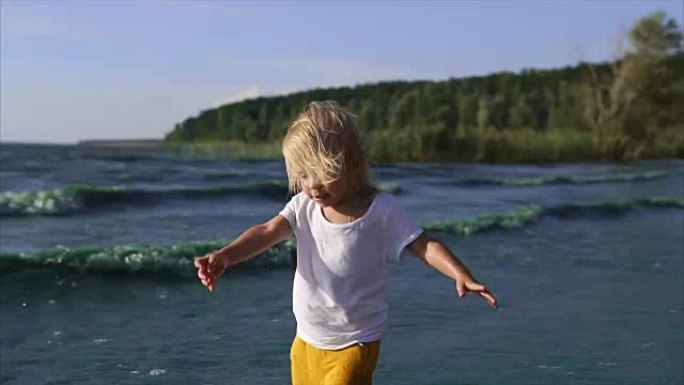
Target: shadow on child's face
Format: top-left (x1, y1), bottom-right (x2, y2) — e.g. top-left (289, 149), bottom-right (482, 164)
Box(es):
top-left (301, 177), bottom-right (347, 208)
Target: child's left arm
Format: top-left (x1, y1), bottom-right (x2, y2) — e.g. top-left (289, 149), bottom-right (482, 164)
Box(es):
top-left (409, 233), bottom-right (498, 309)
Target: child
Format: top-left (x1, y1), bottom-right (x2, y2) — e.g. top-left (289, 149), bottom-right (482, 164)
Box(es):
top-left (195, 101), bottom-right (497, 385)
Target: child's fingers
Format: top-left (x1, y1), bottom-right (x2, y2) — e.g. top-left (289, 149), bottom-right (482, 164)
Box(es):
top-left (456, 281), bottom-right (466, 298)
top-left (209, 254), bottom-right (227, 276)
top-left (197, 266), bottom-right (217, 290)
top-left (197, 268), bottom-right (209, 281)
top-left (457, 280), bottom-right (498, 308)
top-left (466, 281), bottom-right (486, 292)
top-left (206, 275), bottom-right (215, 291)
top-left (469, 282), bottom-right (497, 308)
top-left (207, 253), bottom-right (221, 274)
top-left (195, 253), bottom-right (224, 292)
top-left (197, 264), bottom-right (206, 276)
top-left (197, 262), bottom-right (216, 279)
top-left (200, 276), bottom-right (214, 290)
top-left (479, 290), bottom-right (498, 309)
top-left (194, 256), bottom-right (207, 269)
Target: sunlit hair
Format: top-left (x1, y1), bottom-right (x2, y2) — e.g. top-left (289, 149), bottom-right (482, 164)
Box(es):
top-left (282, 101), bottom-right (374, 195)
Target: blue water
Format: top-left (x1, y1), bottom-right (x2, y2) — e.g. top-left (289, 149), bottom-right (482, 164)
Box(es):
top-left (1, 144), bottom-right (682, 384)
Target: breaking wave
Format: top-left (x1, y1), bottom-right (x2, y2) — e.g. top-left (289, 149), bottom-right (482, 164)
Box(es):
top-left (0, 239), bottom-right (295, 276)
top-left (0, 182), bottom-right (401, 217)
top-left (2, 196), bottom-right (680, 276)
top-left (422, 196), bottom-right (682, 235)
top-left (457, 171), bottom-right (671, 187)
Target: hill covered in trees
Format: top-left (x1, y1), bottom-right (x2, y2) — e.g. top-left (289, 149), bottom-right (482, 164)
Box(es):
top-left (165, 12), bottom-right (683, 163)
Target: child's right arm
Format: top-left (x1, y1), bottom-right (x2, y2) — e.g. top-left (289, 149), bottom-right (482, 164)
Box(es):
top-left (194, 214), bottom-right (293, 292)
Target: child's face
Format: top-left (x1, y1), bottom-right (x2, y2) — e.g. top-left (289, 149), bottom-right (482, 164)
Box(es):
top-left (300, 174), bottom-right (348, 208)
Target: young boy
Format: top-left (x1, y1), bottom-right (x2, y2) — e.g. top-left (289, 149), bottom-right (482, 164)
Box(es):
top-left (195, 101), bottom-right (497, 385)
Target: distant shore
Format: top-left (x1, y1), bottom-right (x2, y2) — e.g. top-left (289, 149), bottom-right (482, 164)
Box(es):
top-left (9, 135), bottom-right (681, 163)
top-left (77, 139), bottom-right (165, 148)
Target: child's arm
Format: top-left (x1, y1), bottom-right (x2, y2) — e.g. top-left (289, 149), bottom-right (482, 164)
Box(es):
top-left (409, 233), bottom-right (497, 309)
top-left (194, 214), bottom-right (293, 292)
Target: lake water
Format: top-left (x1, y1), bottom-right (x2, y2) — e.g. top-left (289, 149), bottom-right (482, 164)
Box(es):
top-left (1, 144), bottom-right (682, 384)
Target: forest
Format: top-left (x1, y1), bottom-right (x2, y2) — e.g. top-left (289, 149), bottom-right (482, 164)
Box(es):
top-left (165, 12), bottom-right (683, 162)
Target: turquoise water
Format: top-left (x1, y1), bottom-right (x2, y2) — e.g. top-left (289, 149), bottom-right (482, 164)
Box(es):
top-left (1, 144), bottom-right (682, 384)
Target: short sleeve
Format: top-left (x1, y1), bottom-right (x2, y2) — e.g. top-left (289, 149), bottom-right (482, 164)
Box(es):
top-left (385, 197), bottom-right (423, 263)
top-left (279, 192), bottom-right (301, 231)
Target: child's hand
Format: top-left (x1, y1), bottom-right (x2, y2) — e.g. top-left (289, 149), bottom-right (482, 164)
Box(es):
top-left (194, 252), bottom-right (227, 292)
top-left (456, 277), bottom-right (498, 309)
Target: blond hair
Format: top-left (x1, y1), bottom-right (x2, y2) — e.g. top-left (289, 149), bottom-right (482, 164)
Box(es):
top-left (282, 101), bottom-right (374, 195)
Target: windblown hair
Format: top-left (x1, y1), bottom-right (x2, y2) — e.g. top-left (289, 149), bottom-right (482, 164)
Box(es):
top-left (282, 101), bottom-right (374, 195)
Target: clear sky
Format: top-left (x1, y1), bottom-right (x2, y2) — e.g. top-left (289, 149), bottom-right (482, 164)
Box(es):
top-left (1, 0), bottom-right (682, 143)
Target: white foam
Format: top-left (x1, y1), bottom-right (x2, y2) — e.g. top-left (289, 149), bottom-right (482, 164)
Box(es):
top-left (149, 369), bottom-right (166, 376)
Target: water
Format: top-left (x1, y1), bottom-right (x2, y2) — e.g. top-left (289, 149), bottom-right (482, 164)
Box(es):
top-left (1, 144), bottom-right (682, 384)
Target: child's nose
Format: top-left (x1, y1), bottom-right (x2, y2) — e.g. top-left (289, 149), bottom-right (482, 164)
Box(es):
top-left (306, 180), bottom-right (323, 190)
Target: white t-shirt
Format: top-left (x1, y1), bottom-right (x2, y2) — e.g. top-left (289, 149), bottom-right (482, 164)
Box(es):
top-left (279, 192), bottom-right (423, 350)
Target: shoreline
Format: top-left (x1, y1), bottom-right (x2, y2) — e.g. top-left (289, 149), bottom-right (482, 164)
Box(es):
top-left (3, 139), bottom-right (682, 164)
top-left (76, 139), bottom-right (165, 148)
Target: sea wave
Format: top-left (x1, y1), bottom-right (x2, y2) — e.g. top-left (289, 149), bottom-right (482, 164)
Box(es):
top-left (0, 182), bottom-right (401, 217)
top-left (457, 171), bottom-right (671, 187)
top-left (423, 196), bottom-right (683, 235)
top-left (0, 239), bottom-right (295, 276)
top-left (422, 205), bottom-right (543, 235)
top-left (2, 196), bottom-right (680, 276)
top-left (0, 181), bottom-right (290, 217)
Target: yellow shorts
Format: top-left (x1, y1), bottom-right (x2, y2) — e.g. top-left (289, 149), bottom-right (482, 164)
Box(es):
top-left (290, 335), bottom-right (381, 385)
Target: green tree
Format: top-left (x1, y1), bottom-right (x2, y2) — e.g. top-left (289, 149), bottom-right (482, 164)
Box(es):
top-left (584, 11), bottom-right (683, 160)
top-left (630, 11), bottom-right (683, 56)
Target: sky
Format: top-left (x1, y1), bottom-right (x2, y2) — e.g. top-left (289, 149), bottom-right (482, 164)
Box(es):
top-left (1, 1), bottom-right (682, 143)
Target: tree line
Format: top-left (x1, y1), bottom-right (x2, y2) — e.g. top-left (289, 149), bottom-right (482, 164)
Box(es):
top-left (166, 12), bottom-right (683, 162)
